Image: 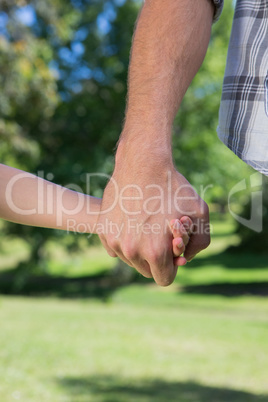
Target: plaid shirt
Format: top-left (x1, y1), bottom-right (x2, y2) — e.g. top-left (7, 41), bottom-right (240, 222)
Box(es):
top-left (214, 0), bottom-right (268, 176)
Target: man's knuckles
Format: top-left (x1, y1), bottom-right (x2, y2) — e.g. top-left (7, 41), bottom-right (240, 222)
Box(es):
top-left (121, 243), bottom-right (138, 261)
top-left (106, 237), bottom-right (120, 252)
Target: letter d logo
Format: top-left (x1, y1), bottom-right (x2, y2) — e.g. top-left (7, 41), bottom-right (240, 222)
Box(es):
top-left (228, 173), bottom-right (263, 233)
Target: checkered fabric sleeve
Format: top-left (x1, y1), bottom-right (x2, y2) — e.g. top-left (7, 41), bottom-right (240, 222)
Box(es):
top-left (217, 0), bottom-right (268, 176)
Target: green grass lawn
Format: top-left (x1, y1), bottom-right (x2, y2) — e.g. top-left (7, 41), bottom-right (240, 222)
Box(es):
top-left (0, 294), bottom-right (267, 401)
top-left (0, 215), bottom-right (268, 401)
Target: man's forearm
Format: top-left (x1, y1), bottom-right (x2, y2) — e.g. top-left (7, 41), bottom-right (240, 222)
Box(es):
top-left (119, 0), bottom-right (214, 157)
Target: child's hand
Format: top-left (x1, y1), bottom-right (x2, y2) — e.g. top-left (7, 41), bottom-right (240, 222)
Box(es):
top-left (170, 217), bottom-right (193, 266)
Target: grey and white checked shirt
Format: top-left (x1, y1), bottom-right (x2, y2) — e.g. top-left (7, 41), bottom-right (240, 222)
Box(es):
top-left (213, 0), bottom-right (268, 176)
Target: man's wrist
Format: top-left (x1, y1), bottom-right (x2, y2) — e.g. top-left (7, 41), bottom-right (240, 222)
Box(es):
top-left (115, 133), bottom-right (173, 168)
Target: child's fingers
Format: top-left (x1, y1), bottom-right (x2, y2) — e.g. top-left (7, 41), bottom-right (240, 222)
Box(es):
top-left (174, 256), bottom-right (187, 266)
top-left (170, 218), bottom-right (194, 267)
top-left (170, 217), bottom-right (194, 234)
top-left (172, 237), bottom-right (185, 257)
top-left (170, 219), bottom-right (189, 246)
top-left (180, 216), bottom-right (194, 235)
top-left (170, 219), bottom-right (178, 228)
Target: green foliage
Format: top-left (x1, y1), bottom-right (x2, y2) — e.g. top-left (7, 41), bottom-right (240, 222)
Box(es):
top-left (1, 0), bottom-right (264, 272)
top-left (0, 0), bottom-right (141, 273)
top-left (0, 34), bottom-right (58, 169)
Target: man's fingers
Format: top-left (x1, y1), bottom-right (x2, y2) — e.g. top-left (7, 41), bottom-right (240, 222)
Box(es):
top-left (150, 265), bottom-right (177, 286)
top-left (184, 233), bottom-right (210, 261)
top-left (149, 250), bottom-right (177, 287)
top-left (123, 256), bottom-right (152, 278)
top-left (115, 252), bottom-right (134, 268)
top-left (99, 234), bottom-right (118, 258)
top-left (186, 254), bottom-right (196, 262)
top-left (100, 232), bottom-right (153, 278)
top-left (107, 249), bottom-right (118, 258)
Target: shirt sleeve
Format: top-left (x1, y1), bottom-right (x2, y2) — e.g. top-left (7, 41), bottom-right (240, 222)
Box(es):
top-left (212, 0), bottom-right (224, 22)
top-left (217, 0), bottom-right (268, 177)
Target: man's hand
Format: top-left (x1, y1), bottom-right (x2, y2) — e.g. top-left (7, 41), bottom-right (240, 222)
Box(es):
top-left (98, 147), bottom-right (210, 286)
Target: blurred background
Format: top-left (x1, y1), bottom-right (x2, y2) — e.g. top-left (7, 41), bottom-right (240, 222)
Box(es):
top-left (0, 0), bottom-right (267, 400)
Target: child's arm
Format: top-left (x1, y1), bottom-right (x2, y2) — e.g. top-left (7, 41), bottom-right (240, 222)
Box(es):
top-left (0, 164), bottom-right (101, 233)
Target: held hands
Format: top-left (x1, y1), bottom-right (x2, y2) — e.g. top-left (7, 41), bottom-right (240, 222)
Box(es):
top-left (98, 151), bottom-right (210, 286)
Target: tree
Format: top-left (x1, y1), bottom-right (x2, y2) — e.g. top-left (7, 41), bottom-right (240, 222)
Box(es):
top-left (0, 0), bottom-right (140, 278)
top-left (0, 0), bottom-right (258, 279)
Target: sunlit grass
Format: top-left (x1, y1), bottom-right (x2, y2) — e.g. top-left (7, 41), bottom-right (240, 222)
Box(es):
top-left (0, 214), bottom-right (268, 401)
top-left (0, 294), bottom-right (267, 401)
